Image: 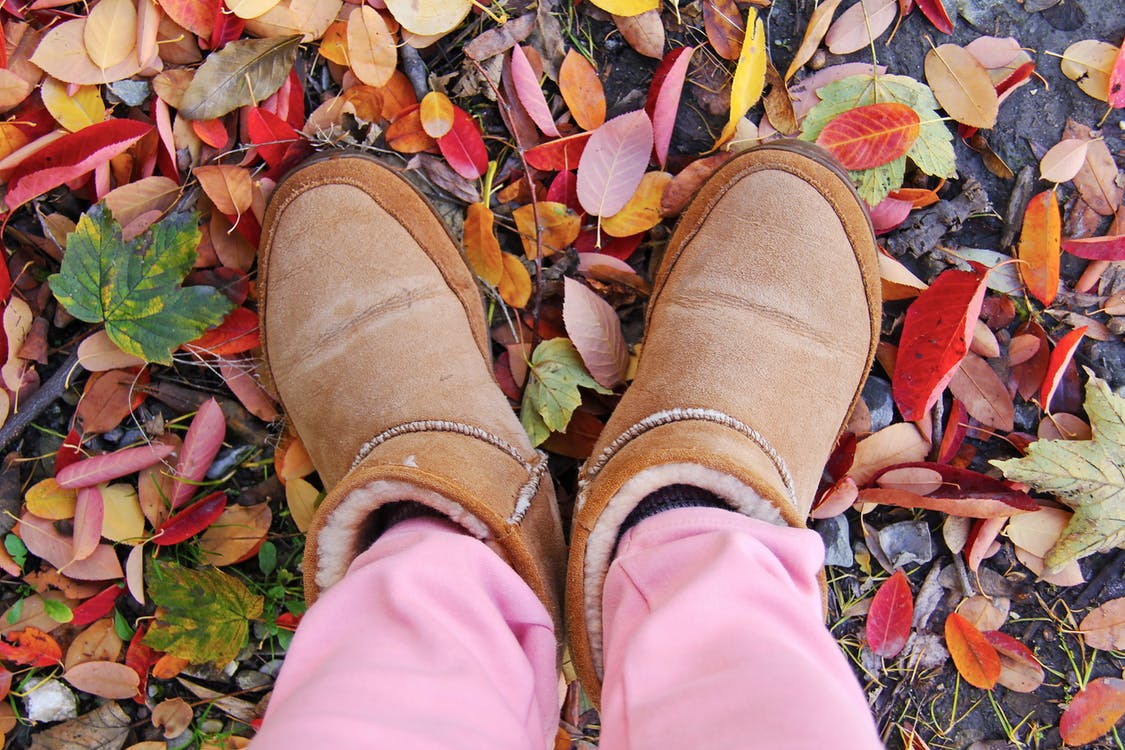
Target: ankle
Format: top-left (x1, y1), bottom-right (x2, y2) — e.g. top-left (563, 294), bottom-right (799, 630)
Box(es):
top-left (615, 484), bottom-right (733, 547)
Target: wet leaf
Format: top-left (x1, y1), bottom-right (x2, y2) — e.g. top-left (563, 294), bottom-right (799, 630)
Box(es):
top-left (866, 569), bottom-right (913, 657)
top-left (168, 398), bottom-right (225, 508)
top-left (144, 559), bottom-right (263, 664)
top-left (944, 611), bottom-right (1000, 689)
top-left (1062, 235), bottom-right (1125, 261)
top-left (57, 443), bottom-right (176, 489)
top-left (1060, 677), bottom-right (1125, 746)
top-left (50, 206), bottom-right (233, 364)
top-left (179, 35), bottom-right (301, 120)
top-left (992, 373), bottom-right (1125, 571)
top-left (0, 626), bottom-right (62, 667)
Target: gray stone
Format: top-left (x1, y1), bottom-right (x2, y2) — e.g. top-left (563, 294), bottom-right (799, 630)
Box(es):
top-left (235, 669), bottom-right (272, 691)
top-left (107, 79), bottom-right (151, 107)
top-left (877, 521), bottom-right (933, 569)
top-left (815, 515), bottom-right (854, 568)
top-left (25, 678), bottom-right (77, 723)
top-left (862, 376), bottom-right (895, 432)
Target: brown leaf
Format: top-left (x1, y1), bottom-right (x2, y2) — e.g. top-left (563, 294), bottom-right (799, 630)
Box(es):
top-left (152, 697), bottom-right (194, 739)
top-left (1079, 598), bottom-right (1125, 651)
top-left (28, 701), bottom-right (131, 750)
top-left (63, 660), bottom-right (141, 700)
top-left (613, 10), bottom-right (664, 59)
top-left (849, 423), bottom-right (930, 486)
top-left (197, 503), bottom-right (272, 566)
top-left (947, 352), bottom-right (1014, 432)
top-left (65, 619), bottom-right (123, 671)
top-left (924, 44), bottom-right (1000, 129)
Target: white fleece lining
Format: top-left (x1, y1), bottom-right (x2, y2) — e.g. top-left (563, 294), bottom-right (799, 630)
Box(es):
top-left (315, 479), bottom-right (493, 592)
top-left (583, 463), bottom-right (786, 677)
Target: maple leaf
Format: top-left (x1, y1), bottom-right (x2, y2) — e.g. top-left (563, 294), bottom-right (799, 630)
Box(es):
top-left (143, 560), bottom-right (263, 665)
top-left (992, 372), bottom-right (1125, 572)
top-left (50, 205), bottom-right (233, 365)
top-left (521, 338), bottom-right (613, 447)
top-left (800, 74), bottom-right (956, 204)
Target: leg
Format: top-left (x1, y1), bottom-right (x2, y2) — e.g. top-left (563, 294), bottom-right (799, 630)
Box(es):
top-left (599, 507), bottom-right (883, 749)
top-left (253, 517), bottom-right (558, 750)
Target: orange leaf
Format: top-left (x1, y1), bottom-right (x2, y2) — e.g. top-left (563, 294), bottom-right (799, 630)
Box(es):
top-left (498, 253), bottom-right (531, 308)
top-left (1060, 677), bottom-right (1125, 746)
top-left (559, 49), bottom-right (606, 131)
top-left (816, 102), bottom-right (921, 170)
top-left (319, 21), bottom-right (349, 66)
top-left (194, 165), bottom-right (252, 216)
top-left (0, 627), bottom-right (62, 667)
top-left (420, 91), bottom-right (455, 138)
top-left (601, 171), bottom-right (671, 237)
top-left (463, 202), bottom-right (503, 285)
top-left (347, 6), bottom-right (396, 87)
top-left (944, 612), bottom-right (1000, 689)
top-left (702, 0), bottom-right (745, 60)
top-left (1016, 189), bottom-right (1061, 306)
top-left (152, 653), bottom-right (190, 680)
top-left (385, 105), bottom-right (437, 153)
top-left (184, 306), bottom-right (260, 358)
top-left (513, 202), bottom-right (581, 258)
top-left (378, 70), bottom-right (419, 121)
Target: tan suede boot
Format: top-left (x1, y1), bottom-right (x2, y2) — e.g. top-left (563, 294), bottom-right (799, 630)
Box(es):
top-left (567, 142), bottom-right (882, 705)
top-left (259, 154), bottom-right (566, 633)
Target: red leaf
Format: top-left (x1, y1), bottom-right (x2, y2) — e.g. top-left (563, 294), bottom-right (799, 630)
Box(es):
top-left (70, 584), bottom-right (125, 628)
top-left (577, 110), bottom-right (654, 217)
top-left (868, 196), bottom-right (913, 234)
top-left (936, 399), bottom-right (967, 463)
top-left (892, 266), bottom-right (989, 421)
top-left (573, 229), bottom-right (644, 260)
top-left (169, 398), bottom-right (226, 508)
top-left (1109, 39), bottom-right (1125, 108)
top-left (57, 443), bottom-right (177, 489)
top-left (525, 132), bottom-right (592, 171)
top-left (1060, 677), bottom-right (1125, 746)
top-left (996, 62), bottom-right (1036, 97)
top-left (0, 627), bottom-right (62, 667)
top-left (509, 45), bottom-right (559, 137)
top-left (191, 118), bottom-right (228, 149)
top-left (54, 428), bottom-right (85, 475)
top-left (4, 119), bottom-right (153, 211)
top-left (437, 106), bottom-right (488, 180)
top-left (156, 0), bottom-right (218, 38)
top-left (915, 0), bottom-right (953, 34)
top-left (866, 569), bottom-right (913, 657)
top-left (859, 488), bottom-right (1033, 518)
top-left (945, 612), bottom-right (1000, 689)
top-left (246, 107), bottom-right (300, 169)
top-left (125, 624), bottom-right (156, 704)
top-left (153, 492), bottom-right (227, 546)
top-left (982, 630), bottom-right (1044, 693)
top-left (645, 47), bottom-right (694, 168)
top-left (209, 0), bottom-right (245, 48)
top-left (184, 306), bottom-right (260, 357)
top-left (871, 462), bottom-right (1038, 508)
top-left (546, 170), bottom-right (580, 212)
top-left (1062, 235), bottom-right (1125, 261)
top-left (1041, 326), bottom-right (1086, 410)
top-left (816, 102), bottom-right (921, 170)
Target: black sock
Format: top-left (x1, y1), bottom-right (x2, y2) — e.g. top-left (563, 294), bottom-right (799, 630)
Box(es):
top-left (358, 501), bottom-right (442, 549)
top-left (615, 484), bottom-right (733, 545)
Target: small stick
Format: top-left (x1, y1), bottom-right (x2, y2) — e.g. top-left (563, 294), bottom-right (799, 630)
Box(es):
top-left (0, 351), bottom-right (82, 454)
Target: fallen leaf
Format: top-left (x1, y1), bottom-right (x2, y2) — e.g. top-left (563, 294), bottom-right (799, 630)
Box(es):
top-left (512, 202), bottom-right (581, 258)
top-left (419, 91), bottom-right (454, 138)
top-left (825, 0), bottom-right (896, 56)
top-left (197, 503), bottom-right (271, 566)
top-left (948, 352), bottom-right (1014, 432)
top-left (785, 0), bottom-right (842, 81)
top-left (1041, 326), bottom-right (1086, 410)
top-left (27, 701), bottom-right (131, 750)
top-left (866, 569), bottom-right (913, 657)
top-left (152, 697), bottom-right (194, 739)
top-left (1039, 138), bottom-right (1090, 183)
top-left (1060, 40), bottom-right (1116, 103)
top-left (816, 102), bottom-right (920, 170)
top-left (498, 253), bottom-right (532, 308)
top-left (510, 44), bottom-right (559, 137)
top-left (1063, 235), bottom-right (1125, 261)
top-left (100, 483), bottom-right (145, 543)
top-left (383, 0), bottom-right (472, 35)
top-left (1059, 677), bottom-right (1125, 746)
top-left (559, 49), bottom-right (606, 131)
top-left (285, 476), bottom-right (319, 533)
top-left (924, 44), bottom-right (999, 129)
top-left (84, 0), bottom-right (138, 69)
top-left (41, 78), bottom-right (106, 133)
top-left (945, 611), bottom-right (1000, 689)
top-left (64, 660), bottom-right (140, 700)
top-left (577, 110), bottom-right (653, 217)
top-left (849, 423), bottom-right (930, 485)
top-left (915, 0), bottom-right (953, 33)
top-left (992, 373), bottom-right (1125, 571)
top-left (463, 202), bottom-right (503, 285)
top-left (715, 7), bottom-right (765, 148)
top-left (702, 0), bottom-right (744, 61)
top-left (179, 35), bottom-right (300, 120)
top-left (563, 278), bottom-right (628, 389)
top-left (0, 626), bottom-right (62, 667)
top-left (982, 630), bottom-right (1044, 693)
top-left (437, 105), bottom-right (487, 179)
top-left (194, 165), bottom-right (253, 217)
top-left (153, 492), bottom-right (227, 545)
top-left (520, 338), bottom-right (612, 447)
top-left (613, 10), bottom-right (665, 59)
top-left (30, 19), bottom-right (143, 85)
top-left (645, 47), bottom-right (694, 168)
top-left (1079, 598), bottom-right (1125, 652)
top-left (65, 618), bottom-right (123, 670)
top-left (347, 6), bottom-right (396, 88)
top-left (601, 171), bottom-right (671, 237)
top-left (168, 398), bottom-right (226, 508)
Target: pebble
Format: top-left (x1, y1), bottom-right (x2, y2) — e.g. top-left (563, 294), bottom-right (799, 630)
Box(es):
top-left (862, 376), bottom-right (895, 432)
top-left (235, 669), bottom-right (273, 691)
top-left (877, 520), bottom-right (933, 569)
top-left (815, 515), bottom-right (854, 568)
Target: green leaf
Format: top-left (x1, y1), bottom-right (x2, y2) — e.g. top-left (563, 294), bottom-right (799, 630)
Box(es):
top-left (520, 338), bottom-right (612, 447)
top-left (992, 371), bottom-right (1125, 572)
top-left (43, 598), bottom-right (73, 623)
top-left (802, 73), bottom-right (956, 203)
top-left (257, 540), bottom-right (277, 576)
top-left (50, 205), bottom-right (233, 365)
top-left (113, 608), bottom-right (134, 641)
top-left (179, 35), bottom-right (301, 121)
top-left (144, 560), bottom-right (264, 665)
top-left (4, 533), bottom-right (26, 570)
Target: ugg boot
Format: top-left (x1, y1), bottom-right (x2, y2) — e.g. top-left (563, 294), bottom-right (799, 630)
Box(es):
top-left (259, 154), bottom-right (567, 634)
top-left (567, 142), bottom-right (882, 704)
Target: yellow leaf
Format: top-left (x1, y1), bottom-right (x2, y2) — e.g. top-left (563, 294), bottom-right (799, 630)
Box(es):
top-left (463, 202), bottom-right (503, 286)
top-left (41, 78), bottom-right (106, 133)
top-left (31, 19), bottom-right (142, 85)
top-left (602, 171), bottom-right (671, 237)
top-left (1059, 40), bottom-right (1117, 103)
top-left (227, 0), bottom-right (282, 20)
top-left (285, 476), bottom-right (319, 533)
top-left (498, 252), bottom-right (531, 308)
top-left (84, 0), bottom-right (138, 70)
top-left (318, 20), bottom-right (349, 65)
top-left (588, 0), bottom-right (659, 17)
top-left (26, 478), bottom-right (78, 520)
top-left (715, 7), bottom-right (766, 150)
top-left (513, 202), bottom-right (581, 258)
top-left (419, 91), bottom-right (454, 138)
top-left (924, 44), bottom-right (1000, 130)
top-left (346, 6), bottom-right (397, 87)
top-left (383, 0), bottom-right (472, 35)
top-left (100, 483), bottom-right (145, 543)
top-left (785, 0), bottom-right (843, 81)
top-left (0, 123), bottom-right (30, 163)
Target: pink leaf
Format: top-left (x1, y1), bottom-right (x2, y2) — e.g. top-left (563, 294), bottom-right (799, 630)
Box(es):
top-left (868, 196), bottom-right (913, 235)
top-left (577, 110), bottom-right (654, 217)
top-left (509, 45), bottom-right (559, 137)
top-left (1110, 39), bottom-right (1125, 108)
top-left (169, 398), bottom-right (226, 509)
top-left (563, 278), bottom-right (628, 389)
top-left (72, 486), bottom-right (104, 562)
top-left (866, 569), bottom-right (913, 657)
top-left (4, 119), bottom-right (153, 211)
top-left (219, 358), bottom-right (279, 423)
top-left (126, 544), bottom-right (145, 605)
top-left (1062, 235), bottom-right (1125, 261)
top-left (56, 443), bottom-right (176, 489)
top-left (645, 47), bottom-right (694, 168)
top-left (17, 512), bottom-right (123, 580)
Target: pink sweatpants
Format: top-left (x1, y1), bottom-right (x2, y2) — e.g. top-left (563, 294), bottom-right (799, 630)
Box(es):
top-left (253, 508), bottom-right (884, 749)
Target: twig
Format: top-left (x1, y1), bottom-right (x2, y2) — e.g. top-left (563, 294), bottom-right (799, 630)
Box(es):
top-left (0, 351), bottom-right (82, 454)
